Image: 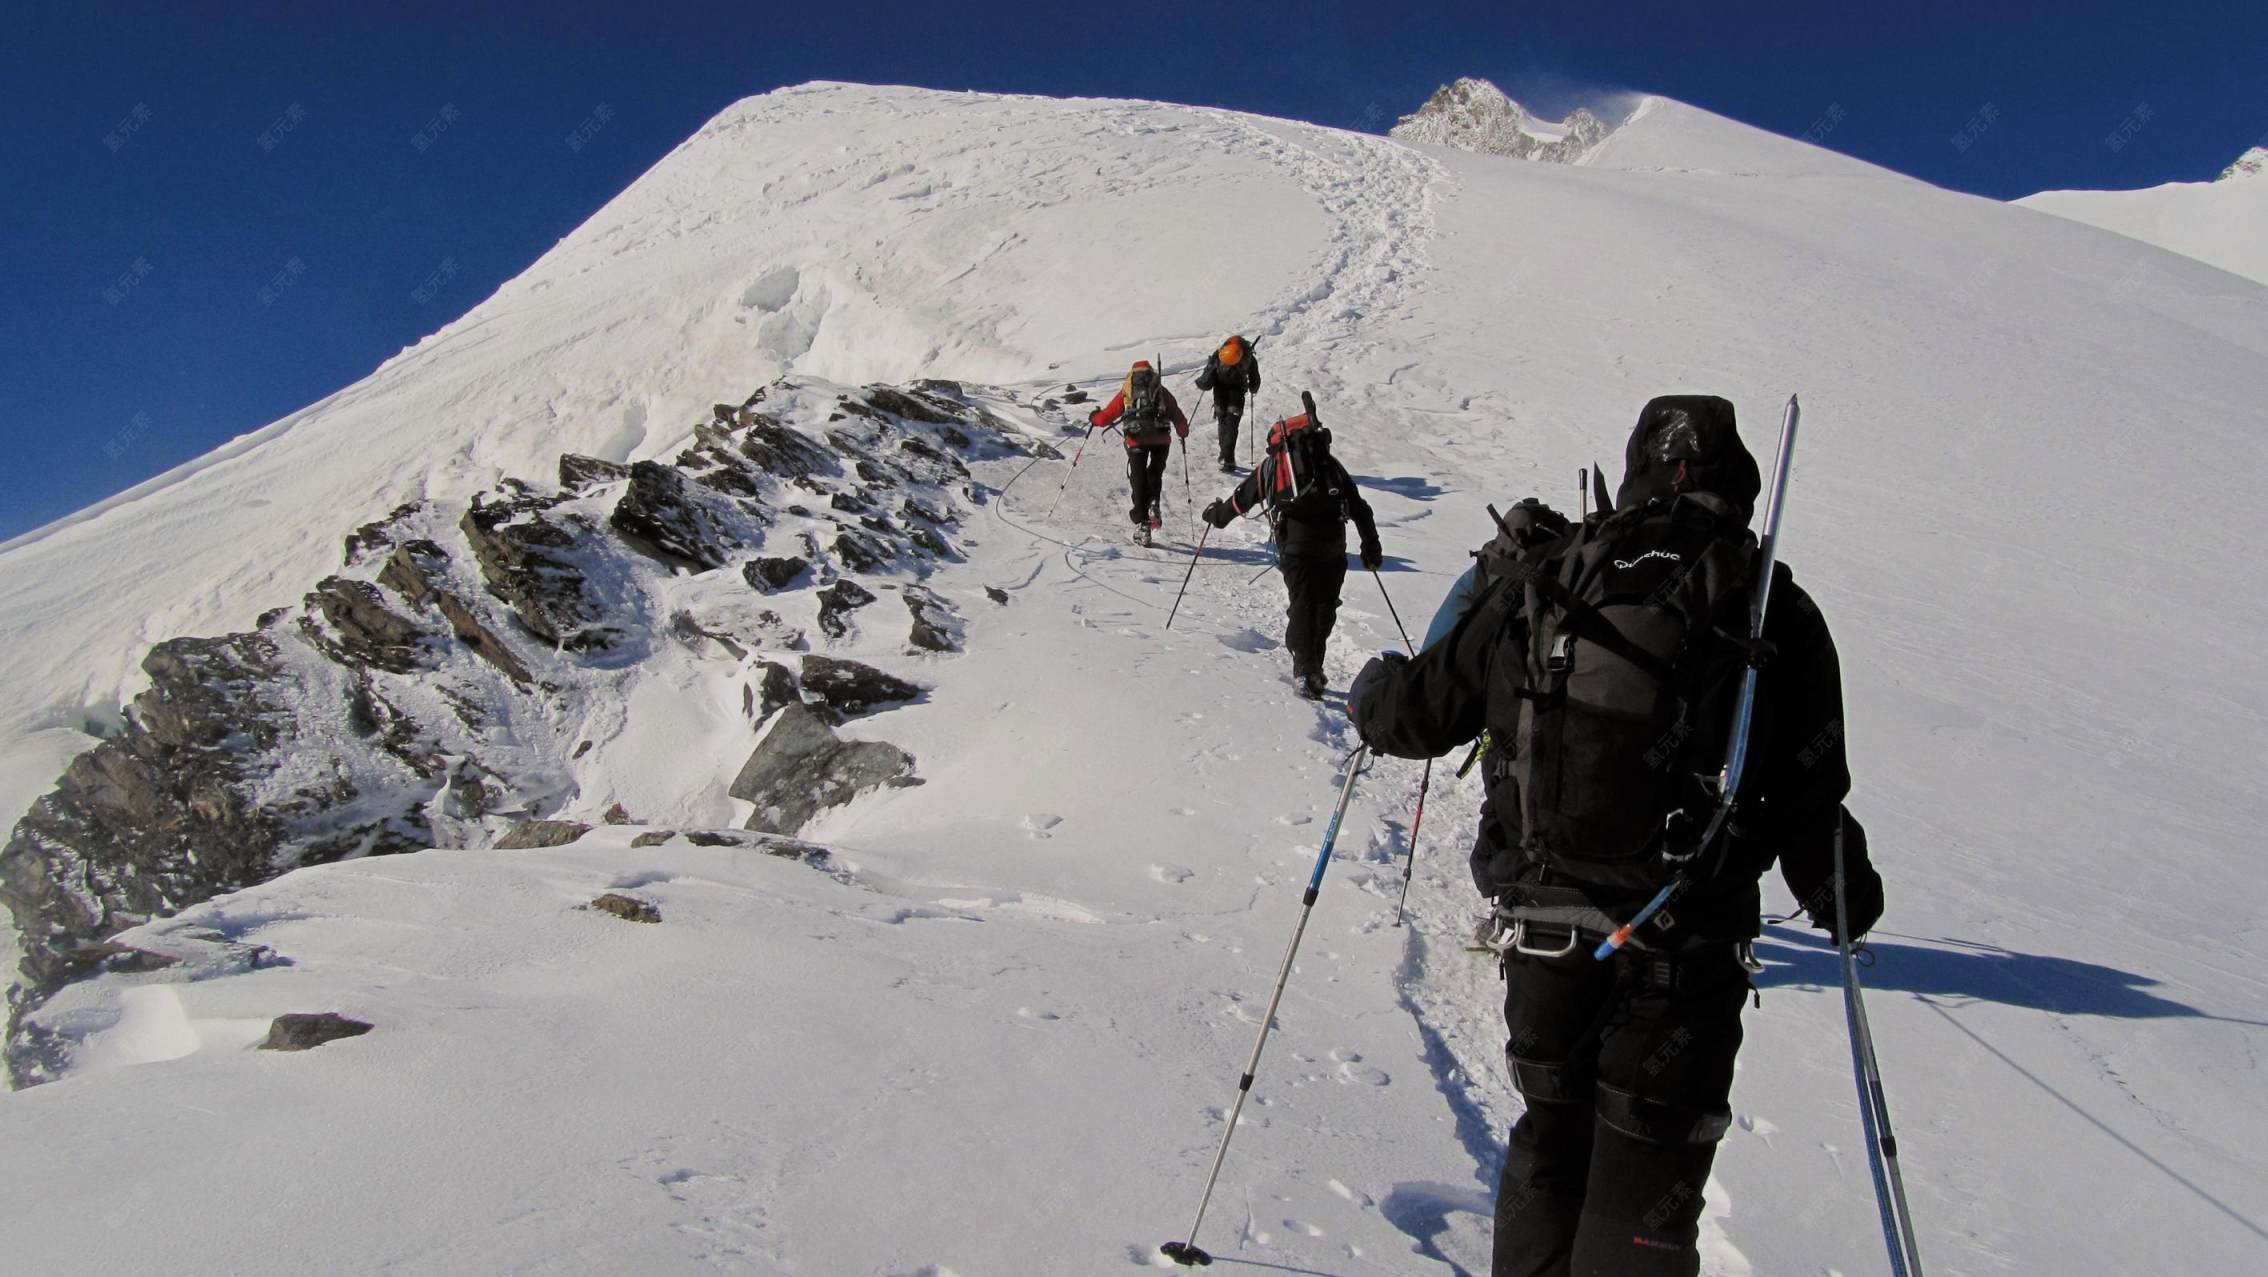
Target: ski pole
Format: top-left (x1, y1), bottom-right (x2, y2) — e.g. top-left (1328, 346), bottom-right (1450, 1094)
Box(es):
top-left (1044, 421), bottom-right (1101, 520)
top-left (1390, 758), bottom-right (1432, 926)
top-left (1162, 745), bottom-right (1370, 1269)
top-left (1839, 817), bottom-right (1924, 1276)
top-left (1369, 567), bottom-right (1413, 653)
top-left (1164, 524), bottom-right (1211, 630)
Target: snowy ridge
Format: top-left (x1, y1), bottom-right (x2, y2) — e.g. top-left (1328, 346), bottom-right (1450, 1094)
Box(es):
top-left (2017, 142), bottom-right (2268, 286)
top-left (3, 81), bottom-right (2267, 1275)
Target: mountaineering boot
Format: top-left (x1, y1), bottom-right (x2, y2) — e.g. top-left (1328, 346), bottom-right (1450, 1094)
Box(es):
top-left (1299, 669), bottom-right (1327, 699)
top-left (1132, 524), bottom-right (1153, 548)
top-left (1219, 459), bottom-right (1238, 475)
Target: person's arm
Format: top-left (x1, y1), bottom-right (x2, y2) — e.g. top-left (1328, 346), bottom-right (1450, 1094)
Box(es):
top-left (1088, 390), bottom-right (1126, 429)
top-left (1165, 389), bottom-right (1191, 437)
top-left (1420, 564), bottom-right (1481, 651)
top-left (1206, 469), bottom-right (1268, 525)
top-left (1246, 354), bottom-right (1260, 393)
top-left (1749, 577), bottom-right (1879, 939)
top-left (1349, 578), bottom-right (1507, 758)
top-left (1194, 359), bottom-right (1217, 392)
top-left (1342, 464), bottom-right (1382, 566)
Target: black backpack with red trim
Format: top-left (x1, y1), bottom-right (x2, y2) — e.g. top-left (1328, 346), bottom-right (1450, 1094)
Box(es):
top-left (1260, 392), bottom-right (1339, 517)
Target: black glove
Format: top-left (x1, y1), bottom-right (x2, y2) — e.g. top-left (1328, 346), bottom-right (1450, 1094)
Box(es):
top-left (1202, 500), bottom-right (1235, 529)
top-left (1360, 541), bottom-right (1383, 571)
top-left (1808, 812), bottom-right (1883, 944)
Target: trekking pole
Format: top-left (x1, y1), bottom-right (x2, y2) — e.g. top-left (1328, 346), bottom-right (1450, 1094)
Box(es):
top-left (1044, 422), bottom-right (1101, 520)
top-left (1164, 524), bottom-right (1212, 630)
top-left (1579, 467), bottom-right (1589, 521)
top-left (1363, 565), bottom-right (1432, 928)
top-left (1838, 816), bottom-right (1925, 1276)
top-left (1162, 745), bottom-right (1371, 1269)
top-left (1390, 759), bottom-right (1432, 926)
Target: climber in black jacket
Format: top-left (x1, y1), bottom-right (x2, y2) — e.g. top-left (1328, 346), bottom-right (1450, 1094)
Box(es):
top-left (1347, 395), bottom-right (1885, 1277)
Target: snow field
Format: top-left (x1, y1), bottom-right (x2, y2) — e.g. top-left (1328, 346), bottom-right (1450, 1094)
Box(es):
top-left (4, 81), bottom-right (2267, 1275)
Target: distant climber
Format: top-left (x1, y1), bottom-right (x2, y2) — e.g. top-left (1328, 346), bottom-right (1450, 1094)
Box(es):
top-left (1193, 335), bottom-right (1261, 473)
top-left (1089, 360), bottom-right (1190, 547)
top-left (1203, 395), bottom-right (1380, 698)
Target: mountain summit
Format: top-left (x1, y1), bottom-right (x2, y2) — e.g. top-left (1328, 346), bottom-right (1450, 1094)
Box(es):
top-left (2218, 145), bottom-right (2266, 181)
top-left (1389, 77), bottom-right (1613, 163)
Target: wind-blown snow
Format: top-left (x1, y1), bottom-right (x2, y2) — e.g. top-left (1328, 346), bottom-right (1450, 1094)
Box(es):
top-left (3, 81), bottom-right (2267, 1275)
top-left (2018, 145), bottom-right (2268, 286)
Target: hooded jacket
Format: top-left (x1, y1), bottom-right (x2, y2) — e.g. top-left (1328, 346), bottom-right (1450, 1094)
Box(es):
top-left (1349, 396), bottom-right (1857, 941)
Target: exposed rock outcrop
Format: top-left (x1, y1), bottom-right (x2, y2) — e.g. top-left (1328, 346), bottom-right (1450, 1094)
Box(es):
top-left (799, 656), bottom-right (922, 718)
top-left (260, 1012), bottom-right (374, 1052)
top-left (730, 703), bottom-right (917, 835)
top-left (4, 374), bottom-right (1029, 1086)
top-left (1391, 78), bottom-right (1616, 164)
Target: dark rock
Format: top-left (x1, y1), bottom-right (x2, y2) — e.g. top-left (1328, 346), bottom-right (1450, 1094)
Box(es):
top-left (305, 577), bottom-right (428, 674)
top-left (799, 655), bottom-right (921, 717)
top-left (573, 740), bottom-right (594, 759)
top-left (683, 830), bottom-right (748, 848)
top-left (434, 592), bottom-right (535, 685)
top-left (896, 434), bottom-right (969, 481)
top-left (1061, 388), bottom-right (1090, 404)
top-left (260, 1012), bottom-right (374, 1052)
top-left (559, 454), bottom-right (631, 492)
top-left (461, 497), bottom-right (611, 650)
top-left (742, 556), bottom-right (807, 591)
top-left (582, 893), bottom-right (660, 924)
top-left (730, 703), bottom-right (917, 835)
top-left (829, 489), bottom-right (871, 513)
top-left (694, 466), bottom-right (762, 498)
top-left (0, 633), bottom-right (293, 994)
top-left (603, 803), bottom-right (632, 825)
top-left (908, 525), bottom-right (953, 559)
top-left (342, 503), bottom-right (423, 567)
top-left (57, 941), bottom-right (181, 977)
top-left (900, 497), bottom-right (952, 526)
top-left (816, 579), bottom-right (878, 640)
top-left (984, 586), bottom-right (1010, 605)
top-left (755, 661), bottom-right (799, 721)
top-left (630, 831), bottom-right (675, 848)
top-left (741, 418), bottom-right (833, 480)
top-left (610, 460), bottom-right (738, 572)
top-left (494, 820), bottom-right (590, 850)
top-left (832, 530), bottom-right (891, 574)
top-left (903, 586), bottom-right (964, 653)
top-left (861, 385), bottom-right (959, 425)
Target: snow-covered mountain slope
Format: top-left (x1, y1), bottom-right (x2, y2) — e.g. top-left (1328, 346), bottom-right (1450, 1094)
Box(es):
top-left (1390, 77), bottom-right (1613, 164)
top-left (5, 81), bottom-right (2268, 1275)
top-left (2018, 145), bottom-right (2268, 285)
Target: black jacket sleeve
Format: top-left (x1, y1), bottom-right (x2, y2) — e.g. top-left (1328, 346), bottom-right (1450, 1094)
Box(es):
top-left (1194, 357), bottom-right (1218, 393)
top-left (1246, 354), bottom-right (1261, 393)
top-left (1348, 577), bottom-right (1512, 760)
top-left (1340, 463), bottom-right (1381, 553)
top-left (1739, 576), bottom-right (1860, 904)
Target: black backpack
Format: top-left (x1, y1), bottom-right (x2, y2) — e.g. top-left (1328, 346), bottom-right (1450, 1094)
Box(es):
top-left (1502, 493), bottom-right (1761, 891)
top-left (1125, 364), bottom-right (1164, 429)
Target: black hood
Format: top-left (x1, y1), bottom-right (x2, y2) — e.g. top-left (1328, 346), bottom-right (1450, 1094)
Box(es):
top-left (1614, 395), bottom-right (1761, 521)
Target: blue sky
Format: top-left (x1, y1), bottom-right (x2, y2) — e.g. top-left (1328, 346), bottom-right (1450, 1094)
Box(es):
top-left (4, 0), bottom-right (2260, 540)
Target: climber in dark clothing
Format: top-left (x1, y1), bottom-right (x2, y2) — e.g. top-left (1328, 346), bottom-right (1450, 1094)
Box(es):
top-left (1089, 360), bottom-right (1191, 545)
top-left (1347, 396), bottom-right (1885, 1277)
top-left (1203, 410), bottom-right (1380, 699)
top-left (1192, 334), bottom-right (1260, 473)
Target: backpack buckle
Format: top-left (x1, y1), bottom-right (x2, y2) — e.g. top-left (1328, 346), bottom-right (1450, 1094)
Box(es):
top-left (1546, 632), bottom-right (1574, 674)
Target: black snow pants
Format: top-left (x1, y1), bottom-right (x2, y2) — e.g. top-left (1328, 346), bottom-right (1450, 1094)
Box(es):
top-left (1214, 395), bottom-right (1245, 466)
top-left (1126, 443), bottom-right (1171, 525)
top-left (1493, 941), bottom-right (1748, 1277)
top-left (1279, 549), bottom-right (1347, 678)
